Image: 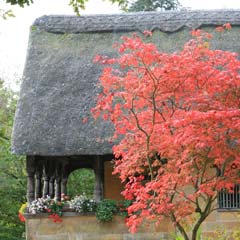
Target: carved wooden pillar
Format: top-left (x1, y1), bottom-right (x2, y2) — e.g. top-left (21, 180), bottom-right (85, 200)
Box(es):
top-left (49, 176), bottom-right (55, 199)
top-left (61, 161), bottom-right (69, 196)
top-left (94, 157), bottom-right (104, 202)
top-left (55, 162), bottom-right (62, 201)
top-left (26, 156), bottom-right (36, 203)
top-left (43, 160), bottom-right (54, 198)
top-left (61, 176), bottom-right (68, 196)
top-left (43, 175), bottom-right (49, 198)
top-left (43, 165), bottom-right (49, 198)
top-left (35, 160), bottom-right (43, 199)
top-left (49, 160), bottom-right (56, 199)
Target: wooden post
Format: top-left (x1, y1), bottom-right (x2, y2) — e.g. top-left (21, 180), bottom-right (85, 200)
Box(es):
top-left (35, 160), bottom-right (43, 199)
top-left (55, 162), bottom-right (62, 201)
top-left (61, 160), bottom-right (69, 196)
top-left (43, 174), bottom-right (49, 198)
top-left (61, 176), bottom-right (68, 196)
top-left (43, 160), bottom-right (56, 198)
top-left (49, 176), bottom-right (55, 199)
top-left (26, 156), bottom-right (36, 203)
top-left (43, 161), bottom-right (50, 198)
top-left (94, 157), bottom-right (104, 202)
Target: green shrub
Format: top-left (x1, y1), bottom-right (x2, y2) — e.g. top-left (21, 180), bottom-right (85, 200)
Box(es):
top-left (96, 199), bottom-right (118, 222)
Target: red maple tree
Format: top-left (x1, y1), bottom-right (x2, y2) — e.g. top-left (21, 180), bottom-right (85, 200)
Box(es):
top-left (92, 26), bottom-right (240, 240)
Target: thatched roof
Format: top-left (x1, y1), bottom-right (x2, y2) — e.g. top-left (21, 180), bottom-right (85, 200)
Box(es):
top-left (12, 10), bottom-right (240, 156)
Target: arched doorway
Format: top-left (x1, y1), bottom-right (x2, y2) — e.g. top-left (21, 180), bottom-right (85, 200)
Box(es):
top-left (67, 168), bottom-right (95, 198)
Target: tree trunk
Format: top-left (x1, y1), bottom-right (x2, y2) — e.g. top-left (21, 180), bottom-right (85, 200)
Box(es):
top-left (171, 213), bottom-right (190, 240)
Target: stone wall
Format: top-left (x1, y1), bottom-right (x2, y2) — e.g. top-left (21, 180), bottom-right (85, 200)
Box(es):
top-left (25, 211), bottom-right (239, 240)
top-left (25, 214), bottom-right (170, 240)
top-left (202, 211), bottom-right (240, 239)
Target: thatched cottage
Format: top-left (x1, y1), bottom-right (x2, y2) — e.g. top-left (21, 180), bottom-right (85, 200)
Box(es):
top-left (12, 10), bottom-right (240, 240)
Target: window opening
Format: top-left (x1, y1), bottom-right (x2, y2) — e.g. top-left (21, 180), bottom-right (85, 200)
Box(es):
top-left (218, 184), bottom-right (240, 209)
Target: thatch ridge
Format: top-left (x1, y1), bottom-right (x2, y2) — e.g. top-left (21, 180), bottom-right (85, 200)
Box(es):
top-left (34, 10), bottom-right (240, 33)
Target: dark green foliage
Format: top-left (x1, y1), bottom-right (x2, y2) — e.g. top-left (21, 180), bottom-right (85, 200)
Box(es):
top-left (4, 0), bottom-right (33, 7)
top-left (96, 206), bottom-right (113, 222)
top-left (69, 0), bottom-right (129, 15)
top-left (67, 168), bottom-right (95, 198)
top-left (0, 80), bottom-right (26, 240)
top-left (96, 199), bottom-right (132, 222)
top-left (117, 200), bottom-right (133, 217)
top-left (3, 0), bottom-right (128, 15)
top-left (69, 0), bottom-right (87, 15)
top-left (80, 199), bottom-right (96, 213)
top-left (96, 199), bottom-right (119, 222)
top-left (127, 0), bottom-right (180, 12)
top-left (0, 223), bottom-right (25, 240)
top-left (48, 201), bottom-right (64, 217)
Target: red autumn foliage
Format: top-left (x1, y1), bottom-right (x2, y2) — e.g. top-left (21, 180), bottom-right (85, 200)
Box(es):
top-left (48, 213), bottom-right (63, 223)
top-left (223, 23), bottom-right (232, 30)
top-left (92, 27), bottom-right (240, 240)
